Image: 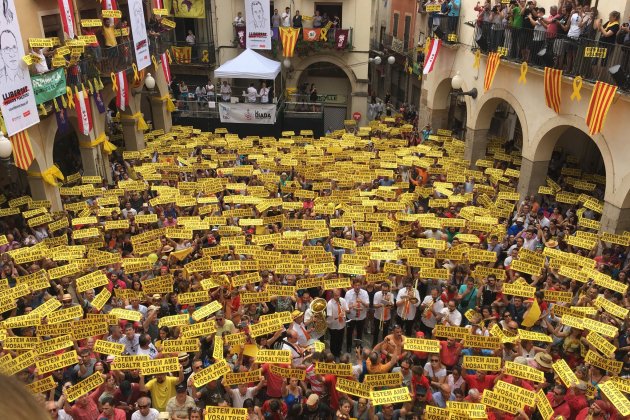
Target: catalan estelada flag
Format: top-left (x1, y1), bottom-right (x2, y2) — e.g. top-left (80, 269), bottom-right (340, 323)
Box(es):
top-left (586, 81), bottom-right (617, 135)
top-left (483, 52), bottom-right (500, 91)
top-left (10, 130), bottom-right (34, 171)
top-left (544, 67), bottom-right (563, 114)
top-left (280, 27), bottom-right (300, 57)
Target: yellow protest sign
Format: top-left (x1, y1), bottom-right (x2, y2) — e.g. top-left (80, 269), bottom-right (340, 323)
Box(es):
top-left (193, 359), bottom-right (231, 387)
top-left (225, 368), bottom-right (262, 386)
top-left (269, 365), bottom-right (306, 380)
top-left (255, 349), bottom-right (291, 364)
top-left (462, 356), bottom-right (502, 371)
top-left (93, 339), bottom-right (125, 356)
top-left (204, 406), bottom-right (247, 420)
top-left (403, 337), bottom-right (440, 353)
top-left (66, 372), bottom-right (104, 402)
top-left (336, 377), bottom-right (372, 398)
top-left (315, 362), bottom-right (353, 376)
top-left (370, 387), bottom-right (412, 406)
top-left (140, 357), bottom-right (180, 375)
top-left (504, 361), bottom-right (544, 383)
top-left (600, 381), bottom-right (630, 416)
top-left (36, 350), bottom-right (78, 375)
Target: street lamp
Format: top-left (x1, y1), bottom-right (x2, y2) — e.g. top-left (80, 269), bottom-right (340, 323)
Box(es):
top-left (450, 71), bottom-right (477, 99)
top-left (283, 58), bottom-right (292, 69)
top-left (144, 73), bottom-right (156, 90)
top-left (387, 56), bottom-right (396, 65)
top-left (374, 56), bottom-right (382, 65)
top-left (0, 132), bottom-right (12, 159)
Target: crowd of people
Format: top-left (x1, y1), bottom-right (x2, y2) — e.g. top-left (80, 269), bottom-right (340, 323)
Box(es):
top-left (0, 115), bottom-right (628, 420)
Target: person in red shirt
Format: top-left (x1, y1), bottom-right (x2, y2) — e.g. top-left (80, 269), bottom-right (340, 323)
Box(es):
top-left (261, 398), bottom-right (288, 420)
top-left (566, 383), bottom-right (589, 417)
top-left (576, 400), bottom-right (611, 420)
top-left (99, 396), bottom-right (127, 420)
top-left (439, 339), bottom-right (462, 369)
top-left (261, 363), bottom-right (285, 399)
top-left (546, 384), bottom-right (571, 420)
top-left (464, 371), bottom-right (497, 393)
top-left (63, 388), bottom-right (101, 420)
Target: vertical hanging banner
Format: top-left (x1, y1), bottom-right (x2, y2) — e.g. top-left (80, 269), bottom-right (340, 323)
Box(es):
top-left (115, 72), bottom-right (129, 111)
top-left (102, 0), bottom-right (119, 24)
top-left (544, 67), bottom-right (563, 114)
top-left (335, 29), bottom-right (349, 50)
top-left (9, 131), bottom-right (34, 170)
top-left (74, 90), bottom-right (93, 136)
top-left (58, 0), bottom-right (76, 39)
top-left (128, 0), bottom-right (151, 70)
top-left (423, 38), bottom-right (442, 75)
top-left (161, 52), bottom-right (172, 84)
top-left (586, 81), bottom-right (617, 135)
top-left (245, 0), bottom-right (271, 49)
top-left (236, 26), bottom-right (246, 49)
top-left (0, 0), bottom-right (40, 135)
top-left (484, 52), bottom-right (501, 91)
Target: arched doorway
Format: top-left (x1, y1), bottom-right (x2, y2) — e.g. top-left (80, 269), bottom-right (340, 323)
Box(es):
top-left (296, 61), bottom-right (352, 131)
top-left (53, 120), bottom-right (83, 176)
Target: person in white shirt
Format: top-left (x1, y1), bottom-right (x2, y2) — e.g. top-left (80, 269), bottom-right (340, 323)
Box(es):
top-left (31, 47), bottom-right (49, 74)
top-left (220, 80), bottom-right (232, 102)
top-left (131, 397), bottom-right (159, 420)
top-left (441, 300), bottom-right (462, 326)
top-left (227, 380), bottom-right (265, 408)
top-left (259, 82), bottom-right (270, 103)
top-left (246, 83), bottom-right (258, 103)
top-left (205, 81), bottom-right (215, 100)
top-left (344, 278), bottom-right (369, 352)
top-left (122, 202), bottom-right (137, 219)
top-left (125, 297), bottom-right (148, 318)
top-left (326, 288), bottom-right (348, 358)
top-left (233, 12), bottom-right (245, 26)
top-left (291, 311), bottom-right (312, 346)
top-left (137, 333), bottom-right (158, 359)
top-left (372, 282), bottom-right (395, 347)
top-left (282, 329), bottom-right (307, 367)
top-left (420, 288), bottom-right (444, 337)
top-left (281, 7), bottom-right (291, 27)
top-left (396, 280), bottom-right (421, 336)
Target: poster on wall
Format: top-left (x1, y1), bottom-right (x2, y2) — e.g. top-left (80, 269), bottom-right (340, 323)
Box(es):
top-left (0, 0), bottom-right (40, 135)
top-left (245, 0), bottom-right (271, 50)
top-left (128, 0), bottom-right (151, 70)
top-left (32, 68), bottom-right (67, 105)
top-left (218, 103), bottom-right (276, 124)
top-left (163, 0), bottom-right (205, 18)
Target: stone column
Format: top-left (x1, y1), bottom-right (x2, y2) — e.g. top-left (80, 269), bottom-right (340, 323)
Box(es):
top-left (517, 158), bottom-right (549, 198)
top-left (79, 145), bottom-right (100, 177)
top-left (121, 118), bottom-right (145, 151)
top-left (418, 106), bottom-right (449, 131)
top-left (27, 176), bottom-right (62, 211)
top-left (464, 128), bottom-right (489, 166)
top-left (600, 202), bottom-right (630, 234)
top-left (150, 97), bottom-right (172, 133)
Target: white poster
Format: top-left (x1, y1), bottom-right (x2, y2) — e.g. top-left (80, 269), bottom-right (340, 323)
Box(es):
top-left (219, 103), bottom-right (276, 124)
top-left (128, 0), bottom-right (151, 70)
top-left (245, 0), bottom-right (271, 50)
top-left (0, 0), bottom-right (40, 136)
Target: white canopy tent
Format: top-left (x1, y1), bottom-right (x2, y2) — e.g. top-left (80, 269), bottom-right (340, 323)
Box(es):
top-left (214, 48), bottom-right (281, 79)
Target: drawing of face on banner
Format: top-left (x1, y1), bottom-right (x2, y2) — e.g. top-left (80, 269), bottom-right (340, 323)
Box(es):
top-left (0, 0), bottom-right (40, 135)
top-left (245, 0), bottom-right (271, 49)
top-left (128, 0), bottom-right (151, 70)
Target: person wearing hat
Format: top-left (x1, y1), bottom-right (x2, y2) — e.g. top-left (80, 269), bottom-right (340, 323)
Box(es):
top-left (165, 383), bottom-right (196, 420)
top-left (301, 393), bottom-right (334, 420)
top-left (508, 217), bottom-right (525, 236)
top-left (576, 400), bottom-right (611, 420)
top-left (566, 382), bottom-right (589, 416)
top-left (290, 310), bottom-right (312, 347)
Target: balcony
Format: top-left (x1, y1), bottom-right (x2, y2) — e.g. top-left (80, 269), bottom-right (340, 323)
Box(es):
top-left (470, 21), bottom-right (630, 92)
top-left (418, 3), bottom-right (461, 44)
top-left (233, 26), bottom-right (353, 58)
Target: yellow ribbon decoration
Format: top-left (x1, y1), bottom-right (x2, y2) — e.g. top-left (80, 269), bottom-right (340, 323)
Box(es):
top-left (94, 77), bottom-right (103, 91)
top-left (110, 72), bottom-right (118, 92)
top-left (320, 22), bottom-right (332, 42)
top-left (201, 50), bottom-right (209, 63)
top-left (27, 165), bottom-right (64, 187)
top-left (571, 76), bottom-right (583, 101)
top-left (61, 95), bottom-right (67, 109)
top-left (518, 61), bottom-right (528, 84)
top-left (78, 132), bottom-right (118, 154)
top-left (53, 97), bottom-right (60, 112)
top-left (87, 80), bottom-right (94, 95)
top-left (38, 104), bottom-right (47, 116)
top-left (132, 63), bottom-right (140, 83)
top-left (66, 87), bottom-right (74, 109)
top-left (159, 94), bottom-right (176, 113)
top-left (81, 83), bottom-right (87, 94)
top-left (473, 50), bottom-right (481, 69)
top-left (120, 112), bottom-right (149, 131)
top-left (152, 55), bottom-right (158, 70)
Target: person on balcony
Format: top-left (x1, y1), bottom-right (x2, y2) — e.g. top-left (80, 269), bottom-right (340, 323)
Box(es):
top-left (30, 46), bottom-right (49, 75)
top-left (281, 7), bottom-right (291, 27)
top-left (313, 10), bottom-right (323, 28)
top-left (233, 12), bottom-right (245, 27)
top-left (220, 80), bottom-right (232, 102)
top-left (186, 30), bottom-right (196, 62)
top-left (103, 18), bottom-right (118, 73)
top-left (259, 82), bottom-right (270, 104)
top-left (205, 80), bottom-right (215, 102)
top-left (271, 9), bottom-right (281, 28)
top-left (447, 0), bottom-right (460, 34)
top-left (292, 10), bottom-right (303, 31)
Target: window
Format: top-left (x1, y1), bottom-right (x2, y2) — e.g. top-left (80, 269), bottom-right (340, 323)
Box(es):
top-left (314, 3), bottom-right (343, 27)
top-left (41, 13), bottom-right (62, 39)
top-left (403, 15), bottom-right (411, 49)
top-left (392, 13), bottom-right (399, 38)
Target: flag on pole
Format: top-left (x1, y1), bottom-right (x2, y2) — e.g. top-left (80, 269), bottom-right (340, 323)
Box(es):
top-left (422, 38), bottom-right (442, 75)
top-left (544, 67), bottom-right (563, 114)
top-left (586, 81), bottom-right (617, 135)
top-left (161, 52), bottom-right (172, 84)
top-left (115, 71), bottom-right (129, 111)
top-left (74, 90), bottom-right (93, 136)
top-left (9, 130), bottom-right (34, 170)
top-left (57, 0), bottom-right (76, 40)
top-left (153, 0), bottom-right (164, 8)
top-left (279, 27), bottom-right (300, 57)
top-left (484, 52), bottom-right (501, 91)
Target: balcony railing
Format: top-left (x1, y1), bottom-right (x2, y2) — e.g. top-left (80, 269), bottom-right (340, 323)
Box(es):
top-left (162, 41), bottom-right (216, 66)
top-left (471, 21), bottom-right (630, 91)
top-left (419, 3), bottom-right (461, 44)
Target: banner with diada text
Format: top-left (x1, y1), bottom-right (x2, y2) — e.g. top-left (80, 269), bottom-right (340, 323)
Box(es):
top-left (218, 103), bottom-right (276, 125)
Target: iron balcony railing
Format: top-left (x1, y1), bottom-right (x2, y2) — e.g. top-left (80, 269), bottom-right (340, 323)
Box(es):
top-left (471, 21), bottom-right (630, 91)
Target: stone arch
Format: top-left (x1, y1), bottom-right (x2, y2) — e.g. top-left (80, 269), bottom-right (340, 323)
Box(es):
top-left (527, 114), bottom-right (613, 199)
top-left (428, 76), bottom-right (454, 110)
top-left (291, 54), bottom-right (359, 94)
top-left (470, 88), bottom-right (529, 145)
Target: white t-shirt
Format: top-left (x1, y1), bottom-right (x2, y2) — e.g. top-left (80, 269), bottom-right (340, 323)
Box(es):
top-left (281, 12), bottom-right (291, 26)
top-left (228, 387), bottom-right (256, 408)
top-left (132, 408), bottom-right (160, 420)
top-left (259, 87), bottom-right (270, 103)
top-left (420, 295), bottom-right (444, 328)
top-left (567, 12), bottom-right (582, 38)
top-left (246, 86), bottom-right (258, 102)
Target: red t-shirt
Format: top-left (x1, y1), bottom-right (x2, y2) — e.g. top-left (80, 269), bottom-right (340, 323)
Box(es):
top-left (262, 363), bottom-right (285, 398)
top-left (464, 374), bottom-right (497, 393)
top-left (261, 399), bottom-right (288, 420)
top-left (439, 341), bottom-right (461, 367)
top-left (546, 393), bottom-right (571, 420)
top-left (325, 374), bottom-right (340, 411)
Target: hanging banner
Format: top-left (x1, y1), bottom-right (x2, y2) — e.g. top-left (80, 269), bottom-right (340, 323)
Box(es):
top-left (164, 0), bottom-right (205, 18)
top-left (218, 103), bottom-right (276, 125)
top-left (236, 25), bottom-right (246, 49)
top-left (128, 0), bottom-right (151, 70)
top-left (58, 0), bottom-right (76, 39)
top-left (245, 0), bottom-right (271, 49)
top-left (31, 68), bottom-right (66, 105)
top-left (115, 71), bottom-right (129, 111)
top-left (161, 52), bottom-right (172, 84)
top-left (74, 90), bottom-right (93, 136)
top-left (0, 0), bottom-right (40, 136)
top-left (303, 28), bottom-right (321, 42)
top-left (335, 29), bottom-right (349, 49)
top-left (423, 38), bottom-right (442, 75)
top-left (279, 27), bottom-right (299, 57)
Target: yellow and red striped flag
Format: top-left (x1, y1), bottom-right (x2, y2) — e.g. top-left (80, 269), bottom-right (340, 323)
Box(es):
top-left (9, 130), bottom-right (34, 170)
top-left (483, 52), bottom-right (501, 91)
top-left (586, 81), bottom-right (617, 135)
top-left (544, 67), bottom-right (563, 114)
top-left (279, 27), bottom-right (300, 57)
